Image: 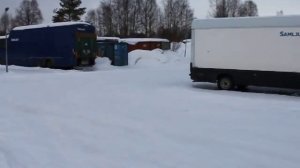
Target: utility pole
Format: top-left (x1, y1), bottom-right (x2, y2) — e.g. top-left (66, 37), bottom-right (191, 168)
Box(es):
top-left (4, 7), bottom-right (9, 73)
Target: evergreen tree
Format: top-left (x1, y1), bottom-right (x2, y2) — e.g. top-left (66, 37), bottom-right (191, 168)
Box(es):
top-left (53, 0), bottom-right (86, 22)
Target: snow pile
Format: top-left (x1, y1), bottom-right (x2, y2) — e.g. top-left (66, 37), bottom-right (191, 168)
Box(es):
top-left (93, 57), bottom-right (115, 71)
top-left (128, 42), bottom-right (190, 67)
top-left (129, 49), bottom-right (170, 66)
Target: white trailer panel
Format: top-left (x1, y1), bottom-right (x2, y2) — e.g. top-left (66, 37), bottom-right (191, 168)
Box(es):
top-left (190, 16), bottom-right (300, 90)
top-left (193, 27), bottom-right (300, 72)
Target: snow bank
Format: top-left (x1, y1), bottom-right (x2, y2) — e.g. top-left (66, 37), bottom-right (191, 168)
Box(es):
top-left (93, 57), bottom-right (116, 71)
top-left (129, 49), bottom-right (169, 66)
top-left (128, 42), bottom-right (190, 67)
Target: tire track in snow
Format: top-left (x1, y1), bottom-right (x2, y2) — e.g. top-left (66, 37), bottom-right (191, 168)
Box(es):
top-left (0, 150), bottom-right (10, 168)
top-left (0, 146), bottom-right (24, 168)
top-left (0, 99), bottom-right (70, 167)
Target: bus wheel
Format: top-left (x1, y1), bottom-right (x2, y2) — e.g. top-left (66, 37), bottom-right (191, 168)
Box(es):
top-left (218, 76), bottom-right (234, 90)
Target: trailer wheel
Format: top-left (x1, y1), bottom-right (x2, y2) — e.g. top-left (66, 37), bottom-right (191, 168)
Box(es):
top-left (76, 59), bottom-right (81, 66)
top-left (217, 76), bottom-right (234, 90)
top-left (237, 85), bottom-right (248, 91)
top-left (45, 59), bottom-right (52, 68)
top-left (89, 59), bottom-right (95, 65)
top-left (41, 59), bottom-right (52, 68)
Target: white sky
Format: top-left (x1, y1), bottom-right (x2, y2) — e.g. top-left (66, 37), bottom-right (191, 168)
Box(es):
top-left (1, 0), bottom-right (300, 23)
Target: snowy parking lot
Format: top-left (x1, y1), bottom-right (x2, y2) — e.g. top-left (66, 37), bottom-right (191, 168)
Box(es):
top-left (1, 46), bottom-right (300, 168)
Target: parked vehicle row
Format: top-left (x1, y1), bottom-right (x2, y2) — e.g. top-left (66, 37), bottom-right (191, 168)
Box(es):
top-left (0, 22), bottom-right (171, 69)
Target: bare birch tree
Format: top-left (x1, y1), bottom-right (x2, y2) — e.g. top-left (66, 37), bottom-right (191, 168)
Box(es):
top-left (210, 0), bottom-right (258, 18)
top-left (141, 0), bottom-right (159, 37)
top-left (238, 0), bottom-right (258, 17)
top-left (0, 10), bottom-right (11, 35)
top-left (161, 0), bottom-right (194, 41)
top-left (85, 9), bottom-right (102, 35)
top-left (14, 0), bottom-right (43, 26)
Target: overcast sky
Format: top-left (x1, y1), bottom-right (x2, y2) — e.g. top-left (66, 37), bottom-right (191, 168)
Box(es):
top-left (1, 0), bottom-right (300, 23)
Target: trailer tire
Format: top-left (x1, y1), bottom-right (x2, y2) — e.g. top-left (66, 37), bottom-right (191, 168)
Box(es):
top-left (89, 59), bottom-right (95, 65)
top-left (237, 85), bottom-right (248, 91)
top-left (76, 59), bottom-right (81, 66)
top-left (217, 76), bottom-right (234, 90)
top-left (45, 59), bottom-right (52, 68)
top-left (41, 59), bottom-right (52, 68)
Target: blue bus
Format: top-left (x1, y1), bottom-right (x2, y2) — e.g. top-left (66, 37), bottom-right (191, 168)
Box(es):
top-left (0, 22), bottom-right (97, 69)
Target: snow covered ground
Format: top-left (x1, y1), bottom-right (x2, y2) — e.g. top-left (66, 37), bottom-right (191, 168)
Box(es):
top-left (0, 43), bottom-right (300, 168)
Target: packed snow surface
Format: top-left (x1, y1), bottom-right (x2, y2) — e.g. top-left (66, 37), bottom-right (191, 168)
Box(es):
top-left (1, 43), bottom-right (300, 168)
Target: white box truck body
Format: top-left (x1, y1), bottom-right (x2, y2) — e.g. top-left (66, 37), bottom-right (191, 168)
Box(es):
top-left (190, 16), bottom-right (300, 90)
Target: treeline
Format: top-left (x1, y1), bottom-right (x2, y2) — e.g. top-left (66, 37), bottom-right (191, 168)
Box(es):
top-left (0, 0), bottom-right (194, 41)
top-left (85, 0), bottom-right (194, 41)
top-left (0, 0), bottom-right (259, 41)
top-left (210, 0), bottom-right (258, 17)
top-left (0, 0), bottom-right (43, 35)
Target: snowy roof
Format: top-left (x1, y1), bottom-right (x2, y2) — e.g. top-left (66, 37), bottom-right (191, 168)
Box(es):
top-left (13, 22), bottom-right (91, 31)
top-left (183, 39), bottom-right (191, 43)
top-left (97, 37), bottom-right (120, 41)
top-left (120, 38), bottom-right (169, 45)
top-left (192, 15), bottom-right (300, 29)
top-left (0, 36), bottom-right (7, 40)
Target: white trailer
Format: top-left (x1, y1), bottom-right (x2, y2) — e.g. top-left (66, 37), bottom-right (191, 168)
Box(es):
top-left (190, 16), bottom-right (300, 90)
